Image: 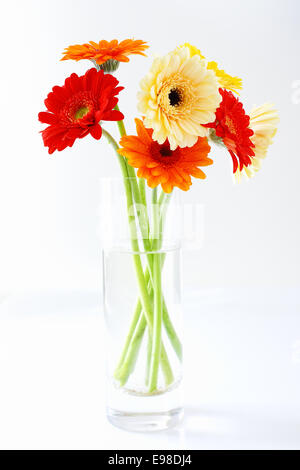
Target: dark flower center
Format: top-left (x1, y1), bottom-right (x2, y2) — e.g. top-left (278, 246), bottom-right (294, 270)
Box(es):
top-left (159, 145), bottom-right (173, 157)
top-left (150, 141), bottom-right (180, 166)
top-left (168, 88), bottom-right (182, 107)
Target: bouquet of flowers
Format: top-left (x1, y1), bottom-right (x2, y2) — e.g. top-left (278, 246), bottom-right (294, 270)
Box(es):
top-left (39, 39), bottom-right (279, 399)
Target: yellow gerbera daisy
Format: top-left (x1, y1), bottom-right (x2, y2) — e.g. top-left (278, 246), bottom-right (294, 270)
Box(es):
top-left (178, 43), bottom-right (242, 94)
top-left (207, 61), bottom-right (242, 94)
top-left (137, 47), bottom-right (221, 150)
top-left (179, 43), bottom-right (205, 59)
top-left (234, 103), bottom-right (279, 181)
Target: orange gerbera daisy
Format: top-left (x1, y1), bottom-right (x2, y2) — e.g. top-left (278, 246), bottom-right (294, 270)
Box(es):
top-left (118, 119), bottom-right (212, 193)
top-left (61, 39), bottom-right (148, 67)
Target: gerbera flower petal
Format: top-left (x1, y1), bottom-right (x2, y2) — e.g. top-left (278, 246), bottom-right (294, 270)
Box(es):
top-left (90, 124), bottom-right (102, 140)
top-left (177, 43), bottom-right (243, 94)
top-left (101, 109), bottom-right (124, 121)
top-left (118, 119), bottom-right (213, 192)
top-left (161, 182), bottom-right (174, 193)
top-left (38, 112), bottom-right (58, 125)
top-left (118, 135), bottom-right (149, 154)
top-left (207, 61), bottom-right (242, 94)
top-left (234, 103), bottom-right (279, 181)
top-left (61, 39), bottom-right (148, 67)
top-left (39, 68), bottom-right (123, 153)
top-left (188, 167), bottom-right (206, 179)
top-left (135, 118), bottom-right (153, 144)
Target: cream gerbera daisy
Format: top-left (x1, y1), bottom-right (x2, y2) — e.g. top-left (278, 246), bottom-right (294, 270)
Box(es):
top-left (137, 47), bottom-right (221, 150)
top-left (235, 103), bottom-right (279, 181)
top-left (178, 43), bottom-right (243, 94)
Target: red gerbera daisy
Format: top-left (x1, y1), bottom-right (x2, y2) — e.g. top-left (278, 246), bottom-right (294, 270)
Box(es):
top-left (205, 88), bottom-right (255, 172)
top-left (38, 68), bottom-right (124, 154)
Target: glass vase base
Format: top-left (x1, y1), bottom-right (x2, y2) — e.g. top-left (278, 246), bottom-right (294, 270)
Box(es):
top-left (107, 407), bottom-right (184, 432)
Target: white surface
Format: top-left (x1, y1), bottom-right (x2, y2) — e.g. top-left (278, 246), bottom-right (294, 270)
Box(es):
top-left (0, 0), bottom-right (299, 450)
top-left (0, 289), bottom-right (299, 450)
top-left (0, 0), bottom-right (300, 293)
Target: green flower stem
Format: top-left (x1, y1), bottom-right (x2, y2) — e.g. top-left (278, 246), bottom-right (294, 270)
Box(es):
top-left (102, 128), bottom-right (173, 387)
top-left (162, 296), bottom-right (182, 360)
top-left (115, 252), bottom-right (182, 385)
top-left (153, 192), bottom-right (182, 361)
top-left (138, 177), bottom-right (150, 241)
top-left (116, 301), bottom-right (174, 388)
top-left (146, 327), bottom-right (152, 386)
top-left (117, 316), bottom-right (147, 386)
top-left (116, 106), bottom-right (126, 138)
top-left (149, 255), bottom-right (162, 391)
top-left (114, 191), bottom-right (182, 384)
top-left (115, 105), bottom-right (154, 281)
top-left (114, 265), bottom-right (152, 385)
top-left (119, 314), bottom-right (147, 386)
top-left (110, 111), bottom-right (181, 386)
top-left (114, 297), bottom-right (143, 374)
top-left (139, 177), bottom-right (151, 388)
top-left (139, 178), bottom-right (147, 207)
top-left (127, 164), bottom-right (154, 274)
top-left (148, 188), bottom-right (162, 392)
top-left (101, 129), bottom-right (129, 180)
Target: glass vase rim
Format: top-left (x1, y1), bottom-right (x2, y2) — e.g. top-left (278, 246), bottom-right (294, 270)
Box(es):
top-left (102, 245), bottom-right (181, 255)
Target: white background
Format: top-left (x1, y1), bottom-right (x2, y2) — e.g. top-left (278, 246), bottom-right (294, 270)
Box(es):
top-left (0, 0), bottom-right (300, 450)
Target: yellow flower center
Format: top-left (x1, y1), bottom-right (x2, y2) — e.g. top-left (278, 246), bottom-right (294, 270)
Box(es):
top-left (225, 116), bottom-right (236, 135)
top-left (74, 106), bottom-right (89, 121)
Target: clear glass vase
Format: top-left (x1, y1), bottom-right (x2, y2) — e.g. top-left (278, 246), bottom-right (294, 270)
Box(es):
top-left (100, 177), bottom-right (183, 432)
